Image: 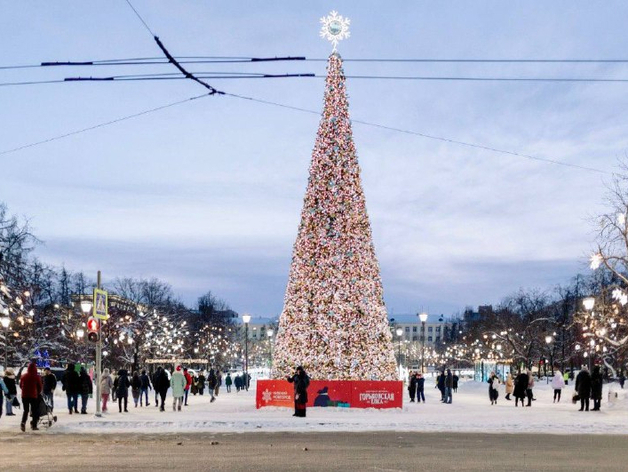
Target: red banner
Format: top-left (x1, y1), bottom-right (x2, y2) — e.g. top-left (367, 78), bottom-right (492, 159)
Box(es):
top-left (350, 381), bottom-right (403, 409)
top-left (256, 380), bottom-right (402, 409)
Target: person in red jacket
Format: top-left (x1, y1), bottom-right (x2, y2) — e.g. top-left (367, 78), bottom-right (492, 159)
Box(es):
top-left (183, 368), bottom-right (192, 406)
top-left (19, 361), bottom-right (43, 431)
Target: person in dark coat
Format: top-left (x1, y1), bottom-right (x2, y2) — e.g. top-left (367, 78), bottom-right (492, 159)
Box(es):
top-left (436, 371), bottom-right (446, 402)
top-left (61, 363), bottom-right (80, 414)
top-left (452, 373), bottom-right (459, 393)
top-left (197, 373), bottom-right (206, 395)
top-left (155, 367), bottom-right (170, 412)
top-left (225, 373), bottom-right (232, 393)
top-left (140, 369), bottom-right (151, 406)
top-left (3, 367), bottom-right (18, 416)
top-left (287, 366), bottom-right (310, 417)
top-left (234, 374), bottom-right (242, 392)
top-left (575, 367), bottom-right (591, 412)
top-left (590, 366), bottom-right (603, 411)
top-left (416, 373), bottom-right (426, 403)
top-left (79, 367), bottom-right (93, 414)
top-left (131, 371), bottom-right (142, 408)
top-left (408, 372), bottom-right (417, 402)
top-left (42, 367), bottom-right (57, 412)
top-left (19, 361), bottom-right (43, 431)
top-left (514, 371), bottom-right (529, 407)
top-left (488, 372), bottom-right (500, 405)
top-left (152, 368), bottom-right (161, 407)
top-left (444, 369), bottom-right (453, 404)
top-left (114, 369), bottom-right (130, 413)
top-left (207, 368), bottom-right (217, 403)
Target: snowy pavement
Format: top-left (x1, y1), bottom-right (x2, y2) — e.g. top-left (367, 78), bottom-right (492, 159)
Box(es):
top-left (1, 379), bottom-right (627, 435)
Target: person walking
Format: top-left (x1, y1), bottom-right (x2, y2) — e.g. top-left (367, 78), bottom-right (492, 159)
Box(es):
top-left (444, 369), bottom-right (453, 404)
top-left (61, 363), bottom-right (80, 414)
top-left (408, 372), bottom-right (417, 402)
top-left (0, 374), bottom-right (8, 419)
top-left (152, 368), bottom-right (161, 407)
top-left (19, 361), bottom-right (43, 431)
top-left (552, 369), bottom-right (566, 403)
top-left (287, 366), bottom-right (310, 417)
top-left (488, 372), bottom-right (500, 405)
top-left (526, 370), bottom-right (535, 407)
top-left (42, 367), bottom-right (57, 412)
top-left (619, 372), bottom-right (625, 389)
top-left (575, 367), bottom-right (591, 412)
top-left (215, 370), bottom-right (222, 397)
top-left (504, 373), bottom-right (514, 401)
top-left (155, 367), bottom-right (169, 412)
top-left (514, 371), bottom-right (528, 407)
top-left (79, 366), bottom-right (93, 414)
top-left (140, 369), bottom-right (151, 406)
top-left (183, 368), bottom-right (192, 406)
top-left (591, 366), bottom-right (603, 411)
top-left (225, 373), bottom-right (232, 393)
top-left (207, 368), bottom-right (217, 403)
top-left (114, 369), bottom-right (130, 413)
top-left (131, 371), bottom-right (141, 408)
top-left (171, 366), bottom-right (186, 411)
top-left (198, 372), bottom-right (206, 395)
top-left (100, 368), bottom-right (113, 412)
top-left (3, 367), bottom-right (18, 416)
top-left (234, 374), bottom-right (242, 392)
top-left (416, 373), bottom-right (426, 403)
top-left (453, 372), bottom-right (459, 393)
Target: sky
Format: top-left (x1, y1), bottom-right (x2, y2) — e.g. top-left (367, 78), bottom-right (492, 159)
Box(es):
top-left (3, 1), bottom-right (628, 319)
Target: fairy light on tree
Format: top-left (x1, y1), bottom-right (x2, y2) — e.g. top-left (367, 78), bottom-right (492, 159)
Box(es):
top-left (273, 13), bottom-right (396, 381)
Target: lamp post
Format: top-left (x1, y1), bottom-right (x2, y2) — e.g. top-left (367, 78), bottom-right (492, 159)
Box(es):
top-left (395, 328), bottom-right (403, 379)
top-left (545, 335), bottom-right (553, 383)
top-left (267, 328), bottom-right (274, 378)
top-left (242, 314), bottom-right (251, 390)
top-left (582, 297), bottom-right (595, 370)
top-left (1, 316), bottom-right (10, 369)
top-left (419, 312), bottom-right (428, 373)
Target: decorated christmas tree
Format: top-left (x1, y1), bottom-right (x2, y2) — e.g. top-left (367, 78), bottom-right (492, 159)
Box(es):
top-left (272, 12), bottom-right (397, 381)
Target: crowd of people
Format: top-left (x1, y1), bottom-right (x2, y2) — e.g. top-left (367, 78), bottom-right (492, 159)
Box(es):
top-left (0, 359), bottom-right (623, 433)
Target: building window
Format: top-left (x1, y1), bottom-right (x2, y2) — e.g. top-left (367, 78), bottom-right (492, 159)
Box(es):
top-left (405, 327), bottom-right (410, 332)
top-left (412, 336), bottom-right (418, 341)
top-left (428, 336), bottom-right (433, 342)
top-left (436, 326), bottom-right (441, 333)
top-left (412, 326), bottom-right (417, 332)
top-left (435, 337), bottom-right (440, 343)
top-left (428, 327), bottom-right (433, 333)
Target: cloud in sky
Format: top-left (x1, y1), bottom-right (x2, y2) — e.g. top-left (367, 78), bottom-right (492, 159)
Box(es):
top-left (3, 1), bottom-right (628, 316)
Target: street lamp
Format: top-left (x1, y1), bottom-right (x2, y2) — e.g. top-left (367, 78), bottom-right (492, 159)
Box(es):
top-left (1, 317), bottom-right (10, 369)
top-left (80, 299), bottom-right (93, 315)
top-left (395, 327), bottom-right (403, 379)
top-left (267, 328), bottom-right (274, 378)
top-left (242, 314), bottom-right (251, 391)
top-left (419, 312), bottom-right (428, 373)
top-left (582, 298), bottom-right (595, 370)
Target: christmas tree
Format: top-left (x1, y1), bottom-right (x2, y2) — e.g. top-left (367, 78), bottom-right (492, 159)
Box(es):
top-left (272, 48), bottom-right (397, 381)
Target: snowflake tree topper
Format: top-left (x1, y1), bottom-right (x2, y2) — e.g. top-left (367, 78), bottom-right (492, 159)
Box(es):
top-left (320, 11), bottom-right (350, 52)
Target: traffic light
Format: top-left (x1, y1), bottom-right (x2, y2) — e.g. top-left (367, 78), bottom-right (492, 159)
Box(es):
top-left (87, 317), bottom-right (100, 343)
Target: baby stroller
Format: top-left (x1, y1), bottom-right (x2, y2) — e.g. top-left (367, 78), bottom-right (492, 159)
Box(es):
top-left (32, 394), bottom-right (57, 429)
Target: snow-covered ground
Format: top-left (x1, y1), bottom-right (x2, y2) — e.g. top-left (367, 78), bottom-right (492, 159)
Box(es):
top-left (1, 379), bottom-right (627, 435)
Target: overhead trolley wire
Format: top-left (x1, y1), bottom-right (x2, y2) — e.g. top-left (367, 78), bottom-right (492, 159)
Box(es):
top-left (6, 56), bottom-right (628, 70)
top-left (0, 93), bottom-right (211, 156)
top-left (224, 92), bottom-right (610, 175)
